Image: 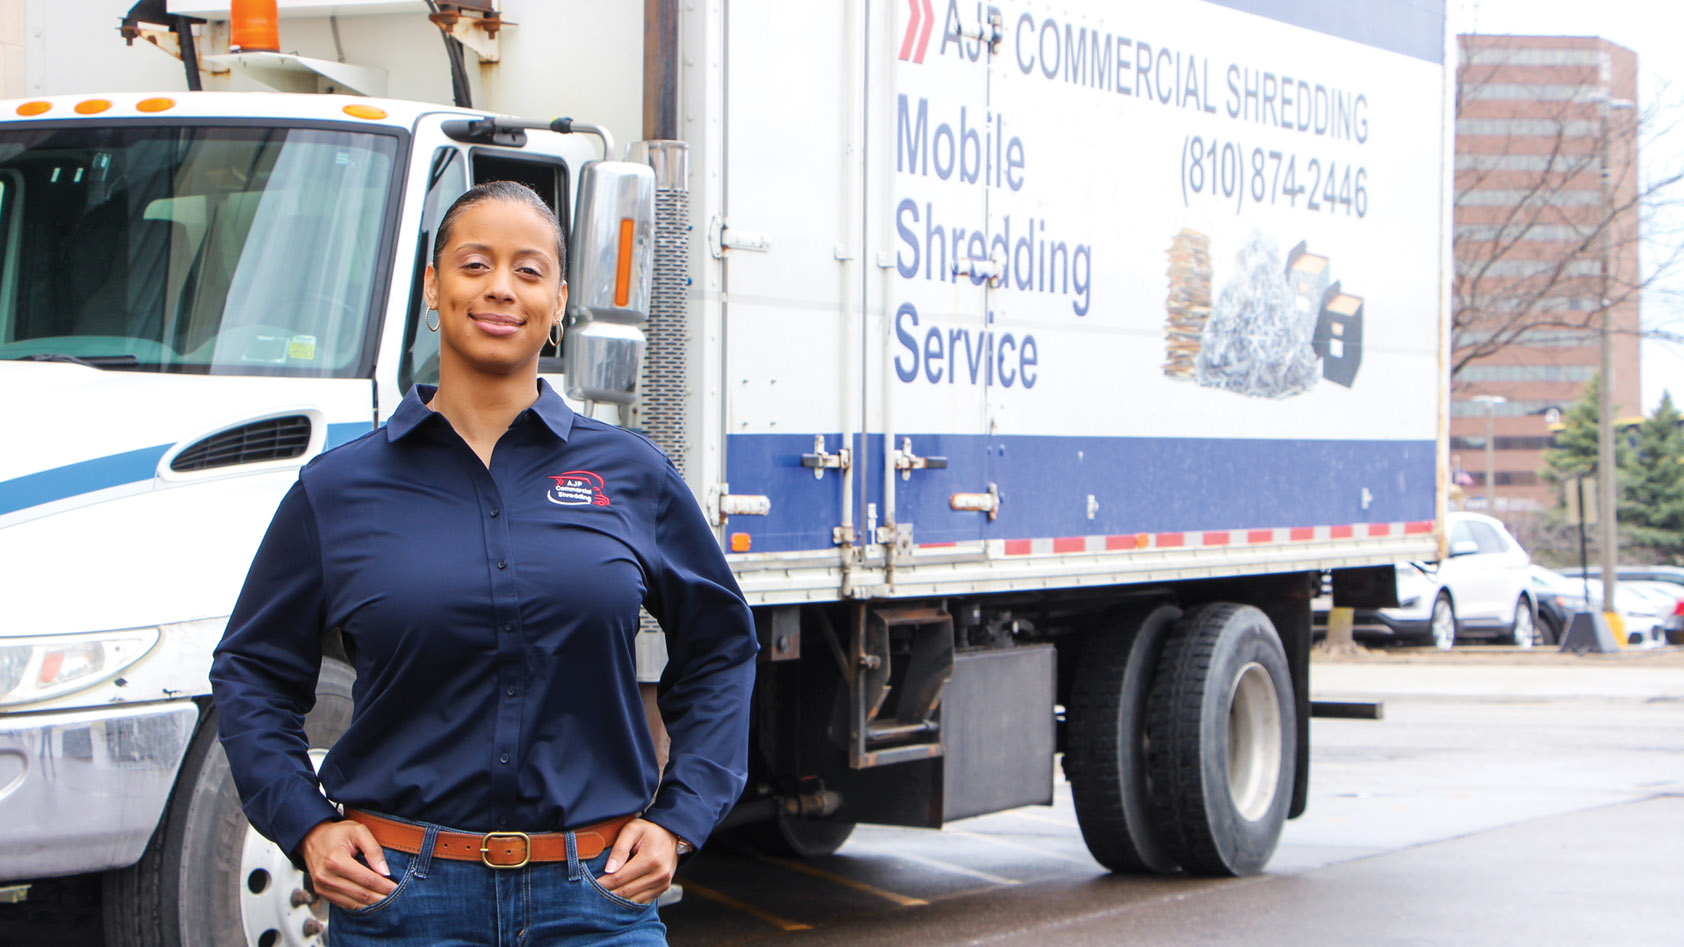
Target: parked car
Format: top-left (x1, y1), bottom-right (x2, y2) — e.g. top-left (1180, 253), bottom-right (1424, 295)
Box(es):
top-left (1562, 564), bottom-right (1684, 588)
top-left (1579, 579), bottom-right (1669, 648)
top-left (1528, 566), bottom-right (1589, 646)
top-left (1316, 512), bottom-right (1536, 650)
top-left (1559, 566), bottom-right (1684, 644)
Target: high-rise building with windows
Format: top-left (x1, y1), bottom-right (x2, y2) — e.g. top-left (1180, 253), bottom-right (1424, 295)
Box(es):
top-left (1452, 34), bottom-right (1642, 527)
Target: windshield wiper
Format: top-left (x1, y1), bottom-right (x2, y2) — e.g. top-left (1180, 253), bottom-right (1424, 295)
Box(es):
top-left (6, 353), bottom-right (139, 367)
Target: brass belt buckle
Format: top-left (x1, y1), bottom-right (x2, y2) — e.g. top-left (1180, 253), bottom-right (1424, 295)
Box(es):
top-left (480, 831), bottom-right (531, 869)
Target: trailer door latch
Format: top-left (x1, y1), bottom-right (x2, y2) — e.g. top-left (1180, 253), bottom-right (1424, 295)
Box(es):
top-left (893, 437), bottom-right (948, 481)
top-left (800, 435), bottom-right (852, 480)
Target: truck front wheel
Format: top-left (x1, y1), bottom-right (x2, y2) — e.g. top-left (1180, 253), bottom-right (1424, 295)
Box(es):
top-left (1064, 602), bottom-right (1181, 874)
top-left (1146, 603), bottom-right (1296, 876)
top-left (103, 659), bottom-right (354, 947)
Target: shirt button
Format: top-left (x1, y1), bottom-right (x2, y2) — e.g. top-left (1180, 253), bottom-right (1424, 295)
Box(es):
top-left (505, 686), bottom-right (516, 697)
top-left (499, 752), bottom-right (510, 764)
top-left (503, 622), bottom-right (514, 632)
top-left (490, 508), bottom-right (500, 518)
top-left (498, 816), bottom-right (509, 827)
top-left (497, 559), bottom-right (508, 570)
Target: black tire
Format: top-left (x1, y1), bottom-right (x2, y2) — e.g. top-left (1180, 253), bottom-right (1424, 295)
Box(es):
top-left (741, 811), bottom-right (857, 858)
top-left (1065, 603), bottom-right (1181, 874)
top-left (1146, 603), bottom-right (1297, 877)
top-left (104, 659), bottom-right (355, 947)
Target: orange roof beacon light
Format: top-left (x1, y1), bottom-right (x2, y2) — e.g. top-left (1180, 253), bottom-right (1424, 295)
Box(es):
top-left (343, 104), bottom-right (389, 121)
top-left (231, 0), bottom-right (281, 53)
top-left (74, 99), bottom-right (112, 115)
top-left (136, 97), bottom-right (176, 113)
top-left (16, 101), bottom-right (50, 116)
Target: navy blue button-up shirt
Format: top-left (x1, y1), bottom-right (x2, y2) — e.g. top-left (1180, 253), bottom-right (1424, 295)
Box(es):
top-left (210, 381), bottom-right (757, 860)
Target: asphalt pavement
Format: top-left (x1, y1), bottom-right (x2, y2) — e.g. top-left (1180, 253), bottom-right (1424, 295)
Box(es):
top-left (4, 646), bottom-right (1681, 945)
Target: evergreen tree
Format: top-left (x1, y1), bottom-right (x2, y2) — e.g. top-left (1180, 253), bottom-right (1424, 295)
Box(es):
top-left (1540, 373), bottom-right (1629, 564)
top-left (1542, 373), bottom-right (1613, 486)
top-left (1620, 390), bottom-right (1684, 563)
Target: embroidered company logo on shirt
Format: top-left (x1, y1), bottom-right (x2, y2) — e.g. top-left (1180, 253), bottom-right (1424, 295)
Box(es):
top-left (547, 470), bottom-right (611, 507)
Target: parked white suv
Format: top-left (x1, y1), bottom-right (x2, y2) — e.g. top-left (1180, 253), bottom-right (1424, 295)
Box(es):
top-left (1337, 512), bottom-right (1537, 650)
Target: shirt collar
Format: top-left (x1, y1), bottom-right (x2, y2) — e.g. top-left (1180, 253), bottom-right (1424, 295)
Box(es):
top-left (385, 379), bottom-right (575, 443)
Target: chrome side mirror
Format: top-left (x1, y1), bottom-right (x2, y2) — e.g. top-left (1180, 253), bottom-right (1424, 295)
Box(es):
top-left (564, 160), bottom-right (655, 404)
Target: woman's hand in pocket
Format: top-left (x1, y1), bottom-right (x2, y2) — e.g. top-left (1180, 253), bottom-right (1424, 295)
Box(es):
top-left (301, 819), bottom-right (398, 910)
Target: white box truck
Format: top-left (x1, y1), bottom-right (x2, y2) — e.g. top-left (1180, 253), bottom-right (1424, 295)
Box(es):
top-left (0, 1), bottom-right (1452, 943)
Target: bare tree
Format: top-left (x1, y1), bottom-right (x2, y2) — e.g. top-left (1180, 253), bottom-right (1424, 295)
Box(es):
top-left (1452, 35), bottom-right (1684, 383)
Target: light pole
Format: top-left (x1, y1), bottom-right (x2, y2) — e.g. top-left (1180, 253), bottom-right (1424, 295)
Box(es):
top-left (1598, 95), bottom-right (1635, 618)
top-left (1472, 395), bottom-right (1506, 511)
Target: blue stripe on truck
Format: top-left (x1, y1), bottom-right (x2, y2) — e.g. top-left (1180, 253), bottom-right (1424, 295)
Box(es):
top-left (0, 444), bottom-right (172, 516)
top-left (0, 422), bottom-right (373, 517)
top-left (724, 433), bottom-right (1437, 553)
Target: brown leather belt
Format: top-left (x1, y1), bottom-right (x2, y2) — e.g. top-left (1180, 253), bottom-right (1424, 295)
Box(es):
top-left (345, 809), bottom-right (636, 869)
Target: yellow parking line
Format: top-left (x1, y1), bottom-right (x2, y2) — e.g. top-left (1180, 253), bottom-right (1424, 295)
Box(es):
top-left (680, 880), bottom-right (813, 932)
top-left (758, 855), bottom-right (930, 906)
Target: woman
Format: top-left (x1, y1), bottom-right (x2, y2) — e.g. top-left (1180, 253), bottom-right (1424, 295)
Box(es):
top-left (210, 181), bottom-right (758, 944)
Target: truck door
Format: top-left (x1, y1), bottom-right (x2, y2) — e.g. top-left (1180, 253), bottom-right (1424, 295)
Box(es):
top-left (377, 118), bottom-right (598, 418)
top-left (715, 1), bottom-right (865, 559)
top-left (872, 2), bottom-right (1000, 559)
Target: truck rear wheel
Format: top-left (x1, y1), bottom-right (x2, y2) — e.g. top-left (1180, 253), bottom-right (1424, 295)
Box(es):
top-left (1146, 603), bottom-right (1296, 877)
top-left (103, 659), bottom-right (354, 947)
top-left (1065, 603), bottom-right (1181, 874)
top-left (742, 810), bottom-right (857, 858)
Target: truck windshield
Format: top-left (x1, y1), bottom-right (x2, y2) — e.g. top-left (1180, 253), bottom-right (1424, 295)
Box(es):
top-left (0, 124), bottom-right (398, 376)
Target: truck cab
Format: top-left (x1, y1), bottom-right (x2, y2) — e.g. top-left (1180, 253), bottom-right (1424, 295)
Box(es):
top-left (0, 91), bottom-right (619, 929)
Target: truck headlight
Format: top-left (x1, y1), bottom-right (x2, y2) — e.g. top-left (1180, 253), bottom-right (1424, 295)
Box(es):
top-left (0, 629), bottom-right (160, 707)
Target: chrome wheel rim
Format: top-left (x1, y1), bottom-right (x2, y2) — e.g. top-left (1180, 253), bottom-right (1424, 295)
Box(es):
top-left (1227, 662), bottom-right (1283, 822)
top-left (1432, 597), bottom-right (1455, 651)
top-left (238, 748), bottom-right (330, 947)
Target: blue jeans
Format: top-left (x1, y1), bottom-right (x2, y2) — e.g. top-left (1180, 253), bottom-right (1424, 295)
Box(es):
top-left (327, 819), bottom-right (667, 946)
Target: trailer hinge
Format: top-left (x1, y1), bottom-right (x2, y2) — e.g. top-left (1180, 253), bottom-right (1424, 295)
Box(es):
top-left (952, 252), bottom-right (1004, 287)
top-left (949, 483), bottom-right (1000, 521)
top-left (955, 10), bottom-right (1005, 55)
top-left (800, 434), bottom-right (852, 480)
top-left (709, 216), bottom-right (771, 258)
top-left (893, 437), bottom-right (948, 481)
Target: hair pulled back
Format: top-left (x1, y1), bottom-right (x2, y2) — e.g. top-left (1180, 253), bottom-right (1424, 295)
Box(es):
top-left (432, 180), bottom-right (567, 279)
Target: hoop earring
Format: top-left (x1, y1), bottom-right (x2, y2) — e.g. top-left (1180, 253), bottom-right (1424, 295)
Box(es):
top-left (549, 321), bottom-right (562, 348)
top-left (425, 308), bottom-right (439, 332)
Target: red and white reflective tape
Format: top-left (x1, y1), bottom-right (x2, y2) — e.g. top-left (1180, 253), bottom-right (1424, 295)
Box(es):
top-left (918, 520), bottom-right (1434, 556)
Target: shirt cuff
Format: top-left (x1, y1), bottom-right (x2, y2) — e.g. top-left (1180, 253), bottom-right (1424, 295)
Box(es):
top-left (641, 795), bottom-right (716, 854)
top-left (264, 787), bottom-right (346, 869)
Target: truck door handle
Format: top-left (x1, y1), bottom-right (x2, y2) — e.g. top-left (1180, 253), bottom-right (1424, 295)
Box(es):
top-left (893, 438), bottom-right (947, 480)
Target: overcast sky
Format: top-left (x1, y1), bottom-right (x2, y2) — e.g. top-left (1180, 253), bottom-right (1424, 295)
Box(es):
top-left (1452, 0), bottom-right (1684, 412)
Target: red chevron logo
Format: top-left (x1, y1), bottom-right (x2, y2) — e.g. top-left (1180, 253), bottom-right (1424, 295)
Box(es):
top-left (899, 0), bottom-right (934, 63)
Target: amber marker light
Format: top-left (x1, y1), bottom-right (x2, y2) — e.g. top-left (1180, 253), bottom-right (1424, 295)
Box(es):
top-left (75, 99), bottom-right (112, 115)
top-left (136, 97), bottom-right (176, 113)
top-left (614, 218), bottom-right (635, 308)
top-left (16, 101), bottom-right (50, 116)
top-left (343, 104), bottom-right (388, 121)
top-left (730, 533), bottom-right (752, 553)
